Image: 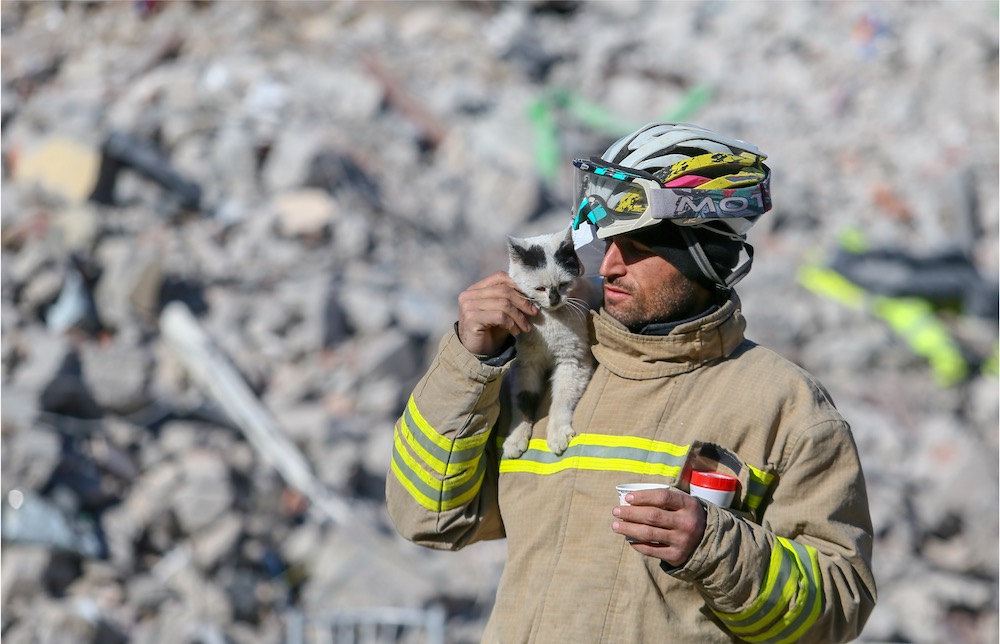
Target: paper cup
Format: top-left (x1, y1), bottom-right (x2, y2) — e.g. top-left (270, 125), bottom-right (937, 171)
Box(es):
top-left (616, 483), bottom-right (671, 505)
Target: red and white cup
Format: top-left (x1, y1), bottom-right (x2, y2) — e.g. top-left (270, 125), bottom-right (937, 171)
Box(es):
top-left (689, 471), bottom-right (738, 508)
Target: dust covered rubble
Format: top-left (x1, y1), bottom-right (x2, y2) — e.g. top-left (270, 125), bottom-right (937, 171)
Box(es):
top-left (1, 1), bottom-right (998, 643)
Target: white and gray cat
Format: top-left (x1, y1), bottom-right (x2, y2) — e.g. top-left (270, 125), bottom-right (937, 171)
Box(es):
top-left (503, 227), bottom-right (594, 458)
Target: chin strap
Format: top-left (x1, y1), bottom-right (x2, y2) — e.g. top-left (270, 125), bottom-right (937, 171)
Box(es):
top-left (678, 227), bottom-right (754, 291)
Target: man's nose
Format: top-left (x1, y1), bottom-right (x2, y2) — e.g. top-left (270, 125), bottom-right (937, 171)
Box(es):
top-left (600, 240), bottom-right (625, 278)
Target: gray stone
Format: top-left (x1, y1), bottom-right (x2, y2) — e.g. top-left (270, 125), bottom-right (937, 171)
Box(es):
top-left (79, 338), bottom-right (152, 414)
top-left (171, 449), bottom-right (234, 534)
top-left (190, 512), bottom-right (243, 571)
top-left (125, 461), bottom-right (181, 528)
top-left (0, 544), bottom-right (52, 607)
top-left (0, 425), bottom-right (61, 491)
top-left (100, 502), bottom-right (140, 572)
top-left (261, 126), bottom-right (327, 194)
top-left (18, 266), bottom-right (63, 314)
top-left (2, 326), bottom-right (71, 403)
top-left (272, 188), bottom-right (337, 240)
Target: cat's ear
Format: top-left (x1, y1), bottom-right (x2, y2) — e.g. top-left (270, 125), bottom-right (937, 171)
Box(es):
top-left (554, 237), bottom-right (583, 277)
top-left (558, 228), bottom-right (583, 275)
top-left (508, 237), bottom-right (533, 265)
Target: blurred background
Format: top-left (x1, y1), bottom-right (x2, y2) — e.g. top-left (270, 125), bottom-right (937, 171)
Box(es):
top-left (1, 1), bottom-right (997, 642)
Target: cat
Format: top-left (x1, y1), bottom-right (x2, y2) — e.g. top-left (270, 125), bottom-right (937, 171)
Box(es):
top-left (503, 226), bottom-right (594, 459)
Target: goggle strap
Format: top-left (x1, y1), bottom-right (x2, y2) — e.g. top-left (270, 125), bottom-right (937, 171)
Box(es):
top-left (586, 156), bottom-right (660, 183)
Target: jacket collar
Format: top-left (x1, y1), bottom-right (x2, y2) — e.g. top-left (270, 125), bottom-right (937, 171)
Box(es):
top-left (590, 292), bottom-right (747, 380)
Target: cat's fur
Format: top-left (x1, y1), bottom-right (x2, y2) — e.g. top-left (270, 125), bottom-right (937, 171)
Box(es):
top-left (503, 227), bottom-right (594, 458)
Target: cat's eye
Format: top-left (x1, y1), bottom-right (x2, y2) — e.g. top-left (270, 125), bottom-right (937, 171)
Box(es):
top-left (535, 287), bottom-right (546, 292)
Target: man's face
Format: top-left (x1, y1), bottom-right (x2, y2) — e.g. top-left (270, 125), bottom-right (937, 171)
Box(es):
top-left (599, 233), bottom-right (711, 330)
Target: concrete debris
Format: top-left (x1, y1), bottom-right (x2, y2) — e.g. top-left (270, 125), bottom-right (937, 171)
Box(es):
top-left (0, 2), bottom-right (996, 643)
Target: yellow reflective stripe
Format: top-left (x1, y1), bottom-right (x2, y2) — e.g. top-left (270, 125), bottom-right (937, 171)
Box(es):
top-left (740, 539), bottom-right (823, 643)
top-left (393, 432), bottom-right (481, 491)
top-left (390, 457), bottom-right (485, 512)
top-left (570, 433), bottom-right (690, 456)
top-left (391, 434), bottom-right (486, 512)
top-left (502, 454), bottom-right (683, 477)
top-left (747, 464), bottom-right (775, 485)
top-left (714, 538), bottom-right (799, 633)
top-left (398, 415), bottom-right (479, 477)
top-left (405, 396), bottom-right (493, 453)
top-left (390, 456), bottom-right (439, 512)
top-left (713, 538), bottom-right (823, 643)
top-left (390, 396), bottom-right (493, 513)
top-left (769, 541), bottom-right (823, 644)
top-left (500, 434), bottom-right (689, 477)
top-left (745, 464), bottom-right (776, 512)
top-left (393, 433), bottom-right (449, 491)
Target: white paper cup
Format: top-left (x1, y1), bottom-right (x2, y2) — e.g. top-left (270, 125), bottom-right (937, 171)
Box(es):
top-left (616, 483), bottom-right (671, 505)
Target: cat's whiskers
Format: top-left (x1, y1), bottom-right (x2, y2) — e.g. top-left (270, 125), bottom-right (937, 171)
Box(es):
top-left (565, 297), bottom-right (590, 319)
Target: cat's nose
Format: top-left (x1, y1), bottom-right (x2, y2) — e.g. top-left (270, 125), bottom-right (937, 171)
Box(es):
top-left (548, 290), bottom-right (560, 306)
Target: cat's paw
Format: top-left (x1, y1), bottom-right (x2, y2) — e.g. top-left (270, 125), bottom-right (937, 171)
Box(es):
top-left (503, 432), bottom-right (531, 458)
top-left (502, 426), bottom-right (532, 459)
top-left (547, 424), bottom-right (575, 455)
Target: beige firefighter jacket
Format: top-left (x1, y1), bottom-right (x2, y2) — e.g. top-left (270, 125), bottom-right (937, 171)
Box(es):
top-left (386, 294), bottom-right (876, 643)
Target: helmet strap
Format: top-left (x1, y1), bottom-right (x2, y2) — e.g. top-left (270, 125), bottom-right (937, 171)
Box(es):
top-left (678, 227), bottom-right (753, 291)
top-left (726, 243), bottom-right (754, 289)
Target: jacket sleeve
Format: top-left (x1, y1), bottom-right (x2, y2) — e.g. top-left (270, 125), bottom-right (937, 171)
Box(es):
top-left (671, 418), bottom-right (877, 644)
top-left (385, 330), bottom-right (509, 550)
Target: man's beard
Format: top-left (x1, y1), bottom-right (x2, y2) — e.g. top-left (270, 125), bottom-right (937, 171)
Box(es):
top-left (605, 275), bottom-right (710, 332)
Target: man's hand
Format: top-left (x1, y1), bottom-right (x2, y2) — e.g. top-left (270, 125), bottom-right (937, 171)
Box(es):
top-left (457, 271), bottom-right (538, 356)
top-left (612, 487), bottom-right (707, 567)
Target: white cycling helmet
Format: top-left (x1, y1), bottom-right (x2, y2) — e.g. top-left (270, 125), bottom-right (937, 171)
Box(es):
top-left (572, 122), bottom-right (772, 289)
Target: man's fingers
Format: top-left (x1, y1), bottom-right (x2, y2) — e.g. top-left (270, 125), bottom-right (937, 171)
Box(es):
top-left (620, 488), bottom-right (677, 509)
top-left (459, 297), bottom-right (531, 335)
top-left (461, 305), bottom-right (530, 336)
top-left (456, 272), bottom-right (540, 355)
top-left (611, 490), bottom-right (707, 567)
top-left (460, 272), bottom-right (538, 318)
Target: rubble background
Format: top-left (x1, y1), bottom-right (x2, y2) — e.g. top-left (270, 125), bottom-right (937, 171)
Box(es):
top-left (1, 1), bottom-right (997, 643)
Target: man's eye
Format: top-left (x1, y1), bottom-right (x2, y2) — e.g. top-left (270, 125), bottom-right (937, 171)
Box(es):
top-left (621, 241), bottom-right (654, 256)
top-left (607, 237), bottom-right (655, 260)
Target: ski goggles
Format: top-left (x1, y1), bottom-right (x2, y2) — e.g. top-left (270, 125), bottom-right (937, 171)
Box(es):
top-left (571, 157), bottom-right (772, 233)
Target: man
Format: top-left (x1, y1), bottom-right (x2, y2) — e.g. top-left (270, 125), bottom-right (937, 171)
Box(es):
top-left (387, 122), bottom-right (876, 642)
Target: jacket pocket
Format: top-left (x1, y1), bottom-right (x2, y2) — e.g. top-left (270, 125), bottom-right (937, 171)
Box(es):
top-left (679, 441), bottom-right (776, 523)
